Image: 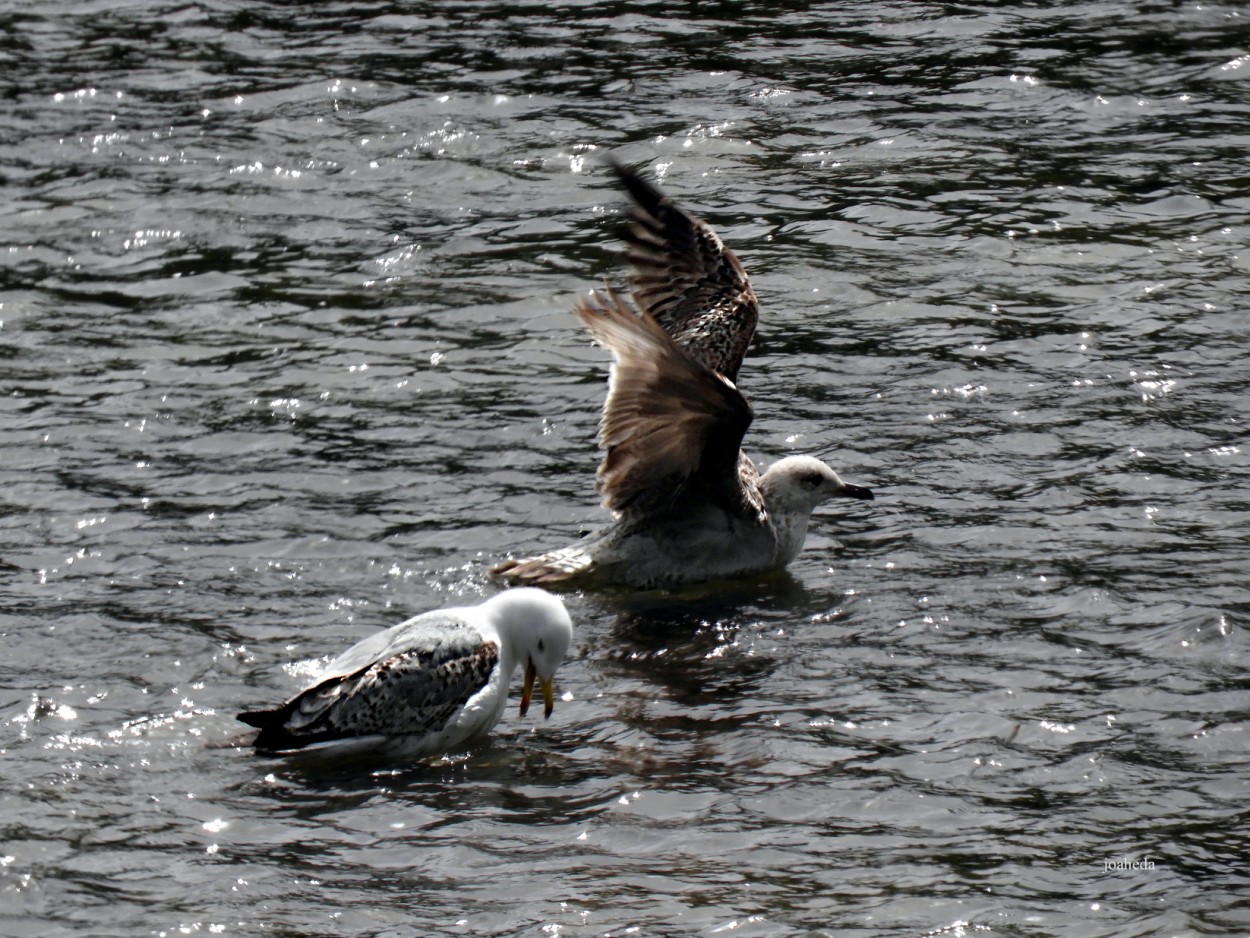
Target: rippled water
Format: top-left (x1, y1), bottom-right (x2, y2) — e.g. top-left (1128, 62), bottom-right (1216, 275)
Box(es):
top-left (3, 2), bottom-right (1249, 936)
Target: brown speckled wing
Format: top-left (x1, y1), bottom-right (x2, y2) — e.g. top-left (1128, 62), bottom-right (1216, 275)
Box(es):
top-left (242, 638), bottom-right (499, 752)
top-left (575, 288), bottom-right (753, 517)
top-left (611, 163), bottom-right (759, 383)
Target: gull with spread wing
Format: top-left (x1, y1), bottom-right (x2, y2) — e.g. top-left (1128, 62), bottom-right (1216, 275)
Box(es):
top-left (493, 165), bottom-right (873, 589)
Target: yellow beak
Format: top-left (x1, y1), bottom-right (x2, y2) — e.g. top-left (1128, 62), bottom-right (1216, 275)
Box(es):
top-left (519, 658), bottom-right (556, 719)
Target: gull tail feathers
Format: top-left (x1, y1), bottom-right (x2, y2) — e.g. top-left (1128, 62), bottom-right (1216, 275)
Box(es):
top-left (236, 700), bottom-right (324, 753)
top-left (491, 546), bottom-right (595, 586)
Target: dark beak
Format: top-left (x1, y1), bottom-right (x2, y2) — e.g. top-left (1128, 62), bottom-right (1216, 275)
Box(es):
top-left (839, 482), bottom-right (874, 500)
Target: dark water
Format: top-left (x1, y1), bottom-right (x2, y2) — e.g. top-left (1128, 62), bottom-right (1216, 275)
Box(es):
top-left (3, 2), bottom-right (1249, 936)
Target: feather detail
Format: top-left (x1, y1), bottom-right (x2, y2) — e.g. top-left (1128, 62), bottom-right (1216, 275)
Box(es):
top-left (573, 288), bottom-right (752, 515)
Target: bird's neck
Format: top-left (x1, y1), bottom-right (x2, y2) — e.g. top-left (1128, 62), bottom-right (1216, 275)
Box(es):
top-left (768, 503), bottom-right (813, 566)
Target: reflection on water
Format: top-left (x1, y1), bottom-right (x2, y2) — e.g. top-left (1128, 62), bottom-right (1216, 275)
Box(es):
top-left (2, 1), bottom-right (1248, 935)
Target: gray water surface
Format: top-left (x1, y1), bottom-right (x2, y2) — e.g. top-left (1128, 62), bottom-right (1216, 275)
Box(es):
top-left (2, 3), bottom-right (1248, 936)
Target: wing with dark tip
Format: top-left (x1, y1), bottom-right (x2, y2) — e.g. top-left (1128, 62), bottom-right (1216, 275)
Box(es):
top-left (238, 633), bottom-right (498, 752)
top-left (574, 288), bottom-right (754, 517)
top-left (611, 162), bottom-right (759, 382)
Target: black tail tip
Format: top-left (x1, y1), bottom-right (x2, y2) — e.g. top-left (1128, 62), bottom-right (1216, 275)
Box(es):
top-left (236, 708), bottom-right (275, 729)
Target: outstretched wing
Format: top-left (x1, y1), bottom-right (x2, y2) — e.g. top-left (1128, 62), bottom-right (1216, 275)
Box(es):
top-left (238, 636), bottom-right (498, 752)
top-left (575, 288), bottom-right (752, 516)
top-left (611, 162), bottom-right (759, 382)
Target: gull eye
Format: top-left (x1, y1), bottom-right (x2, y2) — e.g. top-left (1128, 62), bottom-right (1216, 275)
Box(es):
top-left (537, 639), bottom-right (546, 652)
top-left (801, 473), bottom-right (822, 490)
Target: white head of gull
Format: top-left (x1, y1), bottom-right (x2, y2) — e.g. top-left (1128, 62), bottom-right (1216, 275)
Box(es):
top-left (493, 164), bottom-right (872, 590)
top-left (237, 588), bottom-right (573, 758)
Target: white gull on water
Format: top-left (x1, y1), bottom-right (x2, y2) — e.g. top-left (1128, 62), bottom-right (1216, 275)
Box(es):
top-left (494, 164), bottom-right (873, 590)
top-left (237, 588), bottom-right (573, 757)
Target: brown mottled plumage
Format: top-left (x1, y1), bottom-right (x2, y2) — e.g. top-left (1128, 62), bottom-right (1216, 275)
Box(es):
top-left (239, 634), bottom-right (498, 752)
top-left (492, 165), bottom-right (873, 590)
top-left (577, 287), bottom-right (760, 521)
top-left (613, 163), bottom-right (759, 382)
